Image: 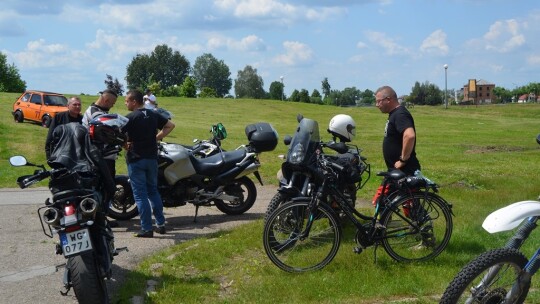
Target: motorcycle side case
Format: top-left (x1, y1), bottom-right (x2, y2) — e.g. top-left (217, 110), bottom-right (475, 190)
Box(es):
top-left (161, 143), bottom-right (196, 184)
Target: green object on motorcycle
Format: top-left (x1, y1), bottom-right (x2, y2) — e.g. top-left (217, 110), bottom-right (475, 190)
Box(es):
top-left (212, 123), bottom-right (227, 140)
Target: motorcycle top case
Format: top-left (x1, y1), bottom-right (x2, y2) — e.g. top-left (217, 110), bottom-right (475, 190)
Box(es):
top-left (245, 122), bottom-right (278, 152)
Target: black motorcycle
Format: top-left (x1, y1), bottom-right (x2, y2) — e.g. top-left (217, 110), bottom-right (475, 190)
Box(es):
top-left (264, 114), bottom-right (369, 223)
top-left (11, 117), bottom-right (128, 303)
top-left (109, 122), bottom-right (278, 221)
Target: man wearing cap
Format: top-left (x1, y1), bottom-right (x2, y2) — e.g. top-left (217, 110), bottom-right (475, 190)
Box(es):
top-left (144, 89), bottom-right (157, 109)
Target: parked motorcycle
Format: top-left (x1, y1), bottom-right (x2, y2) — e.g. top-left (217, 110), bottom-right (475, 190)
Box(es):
top-left (9, 118), bottom-right (128, 304)
top-left (263, 114), bottom-right (369, 223)
top-left (109, 122), bottom-right (278, 221)
top-left (182, 122), bottom-right (228, 158)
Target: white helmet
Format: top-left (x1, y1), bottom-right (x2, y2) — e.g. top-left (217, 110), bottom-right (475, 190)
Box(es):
top-left (328, 114), bottom-right (356, 142)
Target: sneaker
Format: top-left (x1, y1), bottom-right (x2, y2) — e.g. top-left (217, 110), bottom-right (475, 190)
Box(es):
top-left (155, 226), bottom-right (166, 235)
top-left (134, 230), bottom-right (154, 238)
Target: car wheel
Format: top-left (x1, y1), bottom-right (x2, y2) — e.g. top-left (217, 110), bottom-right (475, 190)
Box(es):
top-left (13, 111), bottom-right (24, 123)
top-left (42, 115), bottom-right (51, 128)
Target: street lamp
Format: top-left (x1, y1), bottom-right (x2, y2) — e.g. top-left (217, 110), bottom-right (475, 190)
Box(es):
top-left (444, 64), bottom-right (448, 109)
top-left (280, 76), bottom-right (284, 101)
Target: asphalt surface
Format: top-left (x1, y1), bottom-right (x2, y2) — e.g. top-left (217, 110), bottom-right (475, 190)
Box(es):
top-left (0, 185), bottom-right (277, 304)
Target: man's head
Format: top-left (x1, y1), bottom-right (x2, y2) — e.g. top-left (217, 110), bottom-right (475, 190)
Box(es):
top-left (125, 89), bottom-right (144, 111)
top-left (145, 89), bottom-right (152, 95)
top-left (96, 89), bottom-right (118, 110)
top-left (67, 96), bottom-right (82, 117)
top-left (375, 86), bottom-right (399, 113)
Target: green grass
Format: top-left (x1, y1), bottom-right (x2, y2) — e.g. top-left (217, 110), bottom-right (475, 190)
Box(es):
top-left (2, 92), bottom-right (540, 302)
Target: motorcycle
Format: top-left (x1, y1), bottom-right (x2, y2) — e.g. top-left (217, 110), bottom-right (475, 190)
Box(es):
top-left (263, 114), bottom-right (370, 223)
top-left (9, 120), bottom-right (127, 304)
top-left (182, 122), bottom-right (228, 158)
top-left (109, 122), bottom-right (278, 221)
top-left (440, 135), bottom-right (540, 303)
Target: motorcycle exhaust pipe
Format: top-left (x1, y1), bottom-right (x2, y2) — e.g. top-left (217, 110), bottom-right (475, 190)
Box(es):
top-left (79, 197), bottom-right (98, 218)
top-left (42, 207), bottom-right (61, 226)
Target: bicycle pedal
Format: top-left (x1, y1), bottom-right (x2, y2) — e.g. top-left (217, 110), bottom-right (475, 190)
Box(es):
top-left (353, 247), bottom-right (363, 254)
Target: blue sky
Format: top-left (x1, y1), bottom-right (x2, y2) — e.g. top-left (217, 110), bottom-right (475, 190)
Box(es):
top-left (1, 0), bottom-right (538, 97)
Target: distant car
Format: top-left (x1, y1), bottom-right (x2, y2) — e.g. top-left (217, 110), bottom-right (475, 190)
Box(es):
top-left (12, 90), bottom-right (68, 127)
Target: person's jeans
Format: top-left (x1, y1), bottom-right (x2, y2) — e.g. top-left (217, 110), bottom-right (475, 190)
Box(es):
top-left (127, 158), bottom-right (165, 231)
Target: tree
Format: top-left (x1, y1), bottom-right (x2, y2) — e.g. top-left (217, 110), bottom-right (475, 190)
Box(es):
top-left (340, 87), bottom-right (361, 106)
top-left (321, 77), bottom-right (331, 98)
top-left (0, 53), bottom-right (26, 92)
top-left (359, 89), bottom-right (375, 105)
top-left (104, 74), bottom-right (124, 96)
top-left (234, 65), bottom-right (265, 99)
top-left (192, 53), bottom-right (232, 98)
top-left (269, 81), bottom-right (285, 100)
top-left (493, 87), bottom-right (512, 103)
top-left (179, 76), bottom-right (197, 98)
top-left (409, 81), bottom-right (442, 105)
top-left (298, 89), bottom-right (310, 103)
top-left (199, 87), bottom-right (218, 98)
top-left (125, 44), bottom-right (190, 91)
top-left (289, 89), bottom-right (300, 102)
top-left (311, 89), bottom-right (322, 104)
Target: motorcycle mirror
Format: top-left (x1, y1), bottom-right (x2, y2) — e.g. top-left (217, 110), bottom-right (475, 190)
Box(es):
top-left (193, 138), bottom-right (199, 143)
top-left (536, 134), bottom-right (540, 145)
top-left (296, 113), bottom-right (304, 123)
top-left (9, 155), bottom-right (28, 167)
top-left (283, 135), bottom-right (292, 145)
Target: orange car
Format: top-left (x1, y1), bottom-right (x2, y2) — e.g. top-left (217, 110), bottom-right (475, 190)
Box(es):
top-left (12, 90), bottom-right (68, 127)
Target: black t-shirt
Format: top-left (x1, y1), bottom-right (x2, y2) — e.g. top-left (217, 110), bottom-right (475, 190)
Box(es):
top-left (123, 108), bottom-right (168, 162)
top-left (382, 106), bottom-right (420, 175)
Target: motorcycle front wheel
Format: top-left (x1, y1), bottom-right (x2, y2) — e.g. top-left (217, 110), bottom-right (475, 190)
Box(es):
top-left (67, 251), bottom-right (109, 304)
top-left (108, 176), bottom-right (138, 220)
top-left (440, 248), bottom-right (529, 304)
top-left (214, 176), bottom-right (257, 215)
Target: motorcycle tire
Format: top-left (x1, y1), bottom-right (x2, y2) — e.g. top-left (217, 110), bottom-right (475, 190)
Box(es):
top-left (67, 251), bottom-right (109, 304)
top-left (264, 192), bottom-right (290, 224)
top-left (108, 176), bottom-right (139, 220)
top-left (214, 176), bottom-right (257, 215)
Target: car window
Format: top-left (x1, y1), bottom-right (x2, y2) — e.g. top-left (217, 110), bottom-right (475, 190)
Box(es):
top-left (47, 95), bottom-right (68, 106)
top-left (30, 94), bottom-right (42, 105)
top-left (21, 93), bottom-right (31, 102)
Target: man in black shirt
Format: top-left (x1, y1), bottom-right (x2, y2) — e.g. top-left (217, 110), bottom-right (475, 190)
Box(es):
top-left (372, 85), bottom-right (421, 205)
top-left (123, 89), bottom-right (175, 238)
top-left (45, 96), bottom-right (83, 159)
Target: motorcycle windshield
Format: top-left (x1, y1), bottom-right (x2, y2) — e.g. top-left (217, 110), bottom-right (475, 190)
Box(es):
top-left (286, 118), bottom-right (320, 166)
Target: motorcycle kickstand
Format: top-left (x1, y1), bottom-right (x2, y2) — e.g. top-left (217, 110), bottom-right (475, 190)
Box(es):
top-left (193, 205), bottom-right (199, 222)
top-left (59, 264), bottom-right (71, 296)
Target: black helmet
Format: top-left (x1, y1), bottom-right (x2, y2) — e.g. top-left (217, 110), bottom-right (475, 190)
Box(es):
top-left (89, 114), bottom-right (128, 145)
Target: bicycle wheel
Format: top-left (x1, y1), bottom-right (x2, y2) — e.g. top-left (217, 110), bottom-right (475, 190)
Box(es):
top-left (263, 200), bottom-right (342, 273)
top-left (440, 248), bottom-right (529, 304)
top-left (380, 192), bottom-right (453, 262)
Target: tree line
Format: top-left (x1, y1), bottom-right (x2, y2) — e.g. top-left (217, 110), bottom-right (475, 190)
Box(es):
top-left (1, 46), bottom-right (539, 106)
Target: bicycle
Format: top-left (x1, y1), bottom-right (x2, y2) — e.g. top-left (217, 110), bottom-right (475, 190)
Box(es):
top-left (439, 134), bottom-right (540, 304)
top-left (262, 146), bottom-right (454, 273)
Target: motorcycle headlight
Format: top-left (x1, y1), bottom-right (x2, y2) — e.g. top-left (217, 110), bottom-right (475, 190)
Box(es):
top-left (289, 143), bottom-right (305, 164)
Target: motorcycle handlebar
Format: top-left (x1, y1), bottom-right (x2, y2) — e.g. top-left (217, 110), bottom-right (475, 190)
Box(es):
top-left (17, 167), bottom-right (67, 189)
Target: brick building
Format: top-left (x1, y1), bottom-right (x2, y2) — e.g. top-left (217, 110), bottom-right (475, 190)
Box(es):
top-left (463, 79), bottom-right (495, 104)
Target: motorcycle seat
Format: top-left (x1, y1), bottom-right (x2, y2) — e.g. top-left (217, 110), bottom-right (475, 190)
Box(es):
top-left (190, 149), bottom-right (247, 176)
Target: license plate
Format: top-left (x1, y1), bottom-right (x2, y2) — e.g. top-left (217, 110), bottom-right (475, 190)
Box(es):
top-left (59, 229), bottom-right (93, 257)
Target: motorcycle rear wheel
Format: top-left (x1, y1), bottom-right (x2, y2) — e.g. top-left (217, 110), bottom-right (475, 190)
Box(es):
top-left (67, 251), bottom-right (109, 304)
top-left (108, 176), bottom-right (139, 220)
top-left (214, 176), bottom-right (257, 215)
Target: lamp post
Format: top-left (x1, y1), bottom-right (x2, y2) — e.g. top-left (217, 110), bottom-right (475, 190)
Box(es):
top-left (444, 64), bottom-right (448, 109)
top-left (280, 76), bottom-right (284, 101)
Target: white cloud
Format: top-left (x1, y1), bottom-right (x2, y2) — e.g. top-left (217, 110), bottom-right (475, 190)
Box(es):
top-left (7, 39), bottom-right (84, 68)
top-left (420, 29), bottom-right (449, 56)
top-left (207, 34), bottom-right (266, 52)
top-left (365, 31), bottom-right (408, 55)
top-left (273, 41), bottom-right (313, 65)
top-left (483, 19), bottom-right (525, 52)
top-left (528, 55), bottom-right (540, 65)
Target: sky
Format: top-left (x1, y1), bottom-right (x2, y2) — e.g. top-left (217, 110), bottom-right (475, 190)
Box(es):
top-left (1, 0), bottom-right (539, 97)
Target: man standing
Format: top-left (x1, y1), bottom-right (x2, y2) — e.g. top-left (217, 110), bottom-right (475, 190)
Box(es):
top-left (372, 85), bottom-right (421, 206)
top-left (375, 85), bottom-right (420, 175)
top-left (45, 96), bottom-right (83, 159)
top-left (123, 89), bottom-right (175, 238)
top-left (144, 89), bottom-right (157, 109)
top-left (82, 89), bottom-right (119, 176)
